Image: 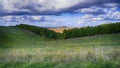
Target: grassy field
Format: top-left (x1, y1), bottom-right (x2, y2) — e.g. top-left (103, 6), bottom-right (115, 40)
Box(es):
top-left (0, 26), bottom-right (120, 68)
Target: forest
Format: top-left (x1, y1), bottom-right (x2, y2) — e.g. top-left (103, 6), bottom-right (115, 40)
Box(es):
top-left (16, 23), bottom-right (120, 39)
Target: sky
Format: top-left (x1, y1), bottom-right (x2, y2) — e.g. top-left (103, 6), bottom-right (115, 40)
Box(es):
top-left (0, 0), bottom-right (120, 27)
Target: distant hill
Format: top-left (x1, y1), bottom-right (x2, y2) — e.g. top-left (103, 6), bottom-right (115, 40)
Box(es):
top-left (48, 27), bottom-right (71, 33)
top-left (47, 26), bottom-right (71, 33)
top-left (45, 26), bottom-right (68, 28)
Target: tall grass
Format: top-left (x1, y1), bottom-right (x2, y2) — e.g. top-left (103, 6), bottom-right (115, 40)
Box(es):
top-left (0, 46), bottom-right (120, 68)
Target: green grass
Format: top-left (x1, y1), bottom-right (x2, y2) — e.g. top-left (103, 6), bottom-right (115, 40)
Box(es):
top-left (0, 26), bottom-right (120, 68)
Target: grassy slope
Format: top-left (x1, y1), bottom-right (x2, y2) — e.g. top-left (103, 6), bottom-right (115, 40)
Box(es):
top-left (0, 26), bottom-right (120, 68)
top-left (0, 26), bottom-right (44, 48)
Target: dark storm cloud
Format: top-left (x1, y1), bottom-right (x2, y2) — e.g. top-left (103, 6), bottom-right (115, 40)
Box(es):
top-left (0, 0), bottom-right (120, 16)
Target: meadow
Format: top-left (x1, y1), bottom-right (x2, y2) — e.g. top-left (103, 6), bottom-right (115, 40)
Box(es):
top-left (0, 26), bottom-right (120, 68)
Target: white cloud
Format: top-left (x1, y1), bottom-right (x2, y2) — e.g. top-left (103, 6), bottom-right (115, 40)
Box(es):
top-left (81, 14), bottom-right (94, 19)
top-left (0, 0), bottom-right (86, 13)
top-left (1, 16), bottom-right (13, 21)
top-left (104, 3), bottom-right (119, 7)
top-left (76, 7), bottom-right (120, 27)
top-left (76, 6), bottom-right (108, 15)
top-left (108, 11), bottom-right (120, 19)
top-left (30, 16), bottom-right (42, 21)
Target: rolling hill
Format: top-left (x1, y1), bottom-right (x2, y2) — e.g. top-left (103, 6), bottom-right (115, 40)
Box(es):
top-left (0, 26), bottom-right (120, 68)
top-left (0, 26), bottom-right (120, 47)
top-left (0, 26), bottom-right (44, 48)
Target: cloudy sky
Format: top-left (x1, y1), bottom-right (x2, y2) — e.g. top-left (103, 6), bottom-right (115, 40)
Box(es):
top-left (0, 0), bottom-right (120, 27)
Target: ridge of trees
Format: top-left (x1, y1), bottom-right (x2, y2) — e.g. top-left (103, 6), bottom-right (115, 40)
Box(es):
top-left (63, 23), bottom-right (120, 39)
top-left (16, 24), bottom-right (64, 39)
top-left (16, 23), bottom-right (120, 39)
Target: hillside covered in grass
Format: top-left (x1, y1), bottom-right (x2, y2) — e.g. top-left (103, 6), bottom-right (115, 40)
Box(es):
top-left (0, 26), bottom-right (45, 48)
top-left (0, 26), bottom-right (120, 47)
top-left (0, 26), bottom-right (120, 68)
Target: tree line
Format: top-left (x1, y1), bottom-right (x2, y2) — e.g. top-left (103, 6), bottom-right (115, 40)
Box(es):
top-left (63, 23), bottom-right (120, 39)
top-left (16, 23), bottom-right (120, 39)
top-left (16, 24), bottom-right (65, 39)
